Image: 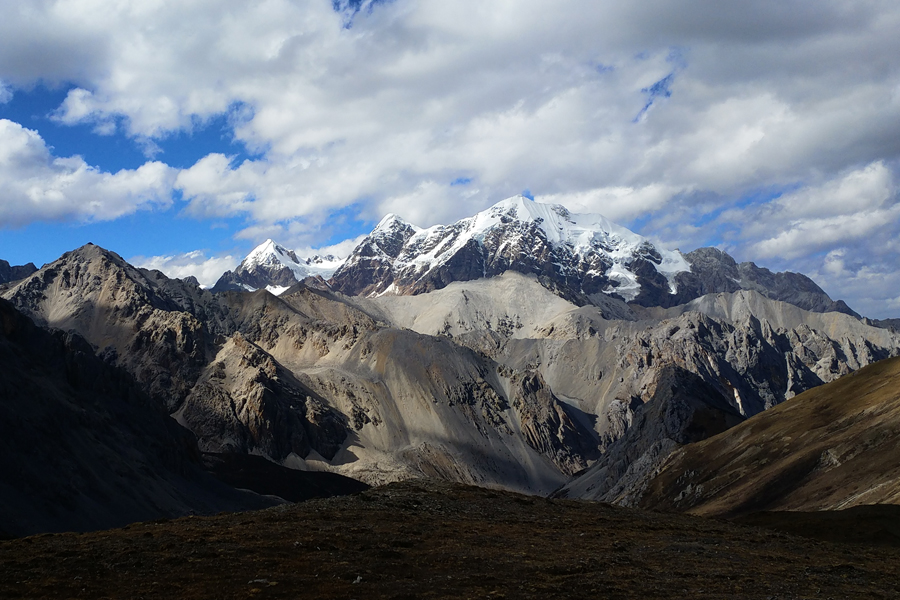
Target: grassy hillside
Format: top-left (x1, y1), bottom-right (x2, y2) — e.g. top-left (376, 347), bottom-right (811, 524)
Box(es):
top-left (641, 356), bottom-right (900, 516)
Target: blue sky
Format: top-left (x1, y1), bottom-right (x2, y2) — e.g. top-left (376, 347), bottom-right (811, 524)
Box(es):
top-left (0, 1), bottom-right (899, 317)
top-left (0, 86), bottom-right (250, 266)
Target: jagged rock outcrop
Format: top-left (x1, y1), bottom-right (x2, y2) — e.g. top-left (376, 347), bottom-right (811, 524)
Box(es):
top-left (553, 366), bottom-right (744, 503)
top-left (2, 244), bottom-right (231, 410)
top-left (0, 298), bottom-right (275, 537)
top-left (507, 370), bottom-right (600, 475)
top-left (0, 259), bottom-right (37, 285)
top-left (872, 317), bottom-right (900, 333)
top-left (175, 333), bottom-right (350, 462)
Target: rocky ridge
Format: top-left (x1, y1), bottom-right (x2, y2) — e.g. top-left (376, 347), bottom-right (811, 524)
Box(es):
top-left (4, 235), bottom-right (898, 509)
top-left (672, 247), bottom-right (858, 316)
top-left (3, 247), bottom-right (599, 494)
top-left (330, 196), bottom-right (690, 306)
top-left (0, 259), bottom-right (37, 286)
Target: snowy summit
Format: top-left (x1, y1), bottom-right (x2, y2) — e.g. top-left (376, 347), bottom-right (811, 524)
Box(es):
top-left (212, 239), bottom-right (345, 294)
top-left (330, 195), bottom-right (690, 305)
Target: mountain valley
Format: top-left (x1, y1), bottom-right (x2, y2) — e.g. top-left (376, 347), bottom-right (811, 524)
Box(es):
top-left (2, 196), bottom-right (900, 544)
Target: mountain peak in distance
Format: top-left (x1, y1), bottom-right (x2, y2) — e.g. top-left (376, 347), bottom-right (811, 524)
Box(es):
top-left (212, 240), bottom-right (345, 295)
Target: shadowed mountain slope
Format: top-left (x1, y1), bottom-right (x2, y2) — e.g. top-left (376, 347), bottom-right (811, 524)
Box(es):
top-left (0, 259), bottom-right (37, 286)
top-left (0, 298), bottom-right (276, 538)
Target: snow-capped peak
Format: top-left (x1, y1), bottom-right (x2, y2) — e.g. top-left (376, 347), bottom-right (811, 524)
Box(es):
top-left (242, 239), bottom-right (302, 272)
top-left (212, 239), bottom-right (348, 295)
top-left (449, 195), bottom-right (648, 252)
top-left (238, 239), bottom-right (346, 281)
top-left (331, 195), bottom-right (691, 302)
top-left (372, 213), bottom-right (421, 237)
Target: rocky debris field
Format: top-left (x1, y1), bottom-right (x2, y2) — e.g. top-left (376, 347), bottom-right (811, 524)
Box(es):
top-left (2, 480), bottom-right (899, 599)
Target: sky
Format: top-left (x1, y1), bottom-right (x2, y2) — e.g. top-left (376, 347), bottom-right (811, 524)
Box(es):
top-left (0, 0), bottom-right (899, 318)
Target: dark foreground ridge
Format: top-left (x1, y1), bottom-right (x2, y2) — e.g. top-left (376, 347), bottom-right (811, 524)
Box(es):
top-left (202, 452), bottom-right (370, 502)
top-left (2, 480), bottom-right (899, 599)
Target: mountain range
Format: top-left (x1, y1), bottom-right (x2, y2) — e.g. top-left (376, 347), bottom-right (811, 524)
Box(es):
top-left (2, 195), bottom-right (899, 536)
top-left (209, 196), bottom-right (859, 318)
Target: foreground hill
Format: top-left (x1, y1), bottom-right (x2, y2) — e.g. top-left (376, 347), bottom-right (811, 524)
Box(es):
top-left (640, 355), bottom-right (900, 515)
top-left (2, 480), bottom-right (900, 599)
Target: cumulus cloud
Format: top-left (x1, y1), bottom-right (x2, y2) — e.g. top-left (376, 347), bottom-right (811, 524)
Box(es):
top-left (803, 248), bottom-right (900, 320)
top-left (131, 251), bottom-right (239, 288)
top-left (0, 119), bottom-right (175, 227)
top-left (3, 0), bottom-right (900, 314)
top-left (537, 184), bottom-right (682, 222)
top-left (730, 162), bottom-right (899, 259)
top-left (5, 0), bottom-right (897, 230)
top-left (695, 162), bottom-right (900, 317)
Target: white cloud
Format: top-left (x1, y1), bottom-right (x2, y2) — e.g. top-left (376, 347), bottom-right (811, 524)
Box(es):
top-left (307, 234), bottom-right (367, 259)
top-left (751, 207), bottom-right (899, 260)
top-left (5, 0), bottom-right (897, 230)
top-left (0, 119), bottom-right (175, 227)
top-left (131, 251), bottom-right (239, 288)
top-left (733, 162), bottom-right (899, 259)
top-left (804, 248), bottom-right (900, 320)
top-left (537, 184), bottom-right (682, 222)
top-left (3, 0), bottom-right (900, 314)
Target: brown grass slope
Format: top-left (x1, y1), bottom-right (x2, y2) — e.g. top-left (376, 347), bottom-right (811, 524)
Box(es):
top-left (2, 480), bottom-right (900, 599)
top-left (641, 355), bottom-right (900, 516)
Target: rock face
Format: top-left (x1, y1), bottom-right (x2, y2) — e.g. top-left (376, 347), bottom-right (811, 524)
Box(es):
top-left (175, 333), bottom-right (350, 461)
top-left (0, 298), bottom-right (275, 537)
top-left (3, 244), bottom-right (228, 410)
top-left (356, 274), bottom-right (900, 500)
top-left (0, 259), bottom-right (37, 285)
top-left (873, 318), bottom-right (900, 332)
top-left (329, 196), bottom-right (856, 316)
top-left (554, 366), bottom-right (745, 504)
top-left (212, 239), bottom-right (344, 294)
top-left (671, 247), bottom-right (858, 316)
top-left (3, 246), bottom-right (599, 494)
top-left (639, 355), bottom-right (900, 516)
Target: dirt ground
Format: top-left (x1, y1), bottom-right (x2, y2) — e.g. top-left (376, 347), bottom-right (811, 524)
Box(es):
top-left (2, 480), bottom-right (899, 599)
